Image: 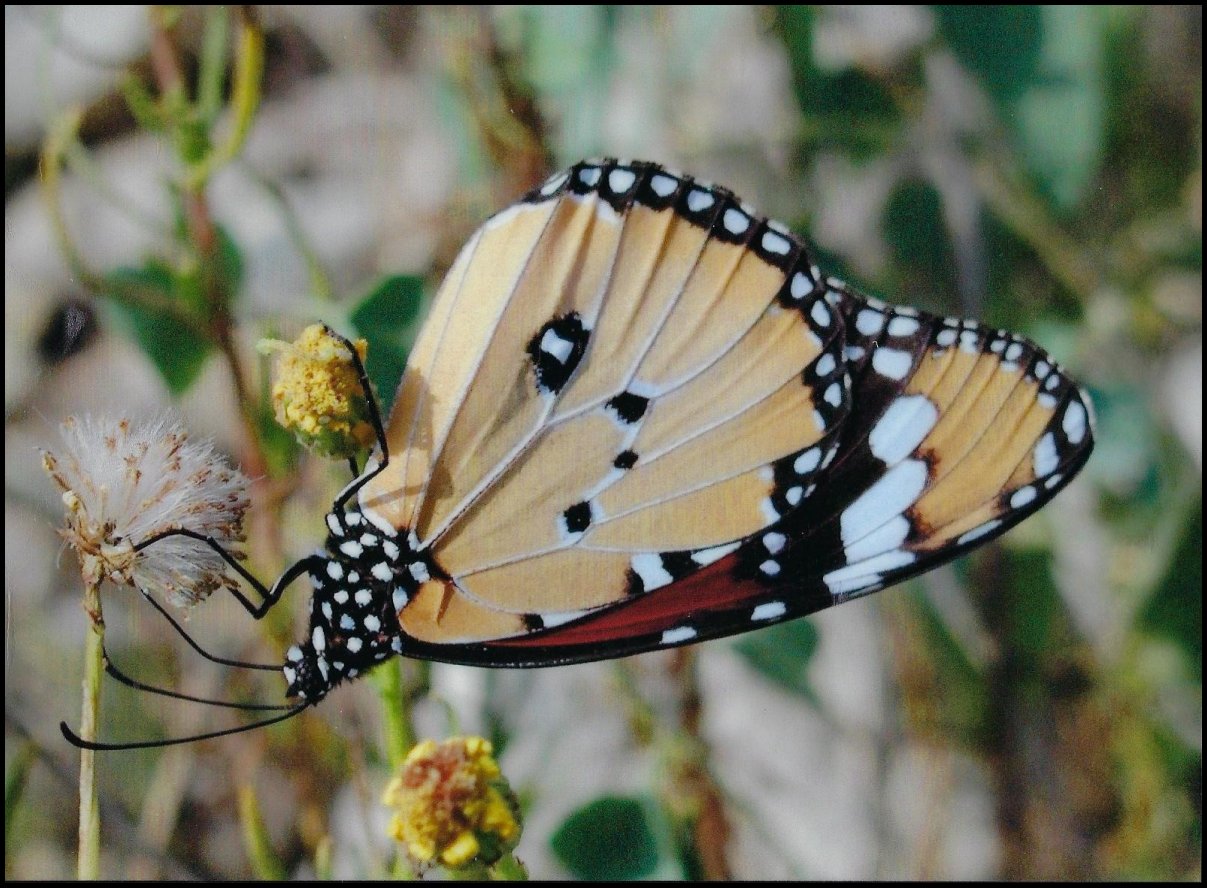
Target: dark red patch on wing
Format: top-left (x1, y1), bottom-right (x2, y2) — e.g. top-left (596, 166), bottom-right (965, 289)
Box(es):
top-left (490, 553), bottom-right (760, 648)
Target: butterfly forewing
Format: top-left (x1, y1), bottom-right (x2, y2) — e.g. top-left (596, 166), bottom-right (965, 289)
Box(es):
top-left (359, 160), bottom-right (1093, 663)
top-left (363, 203), bottom-right (558, 534)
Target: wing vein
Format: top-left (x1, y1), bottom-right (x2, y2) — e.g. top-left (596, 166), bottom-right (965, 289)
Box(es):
top-left (391, 227), bottom-right (485, 529)
top-left (420, 189), bottom-right (633, 547)
top-left (407, 203), bottom-right (563, 534)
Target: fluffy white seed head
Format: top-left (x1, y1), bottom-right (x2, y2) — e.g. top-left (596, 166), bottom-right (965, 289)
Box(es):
top-left (41, 415), bottom-right (251, 606)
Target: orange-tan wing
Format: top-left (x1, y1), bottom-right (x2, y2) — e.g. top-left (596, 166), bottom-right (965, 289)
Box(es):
top-left (396, 288), bottom-right (1095, 666)
top-left (360, 161), bottom-right (1094, 656)
top-left (361, 160), bottom-right (849, 640)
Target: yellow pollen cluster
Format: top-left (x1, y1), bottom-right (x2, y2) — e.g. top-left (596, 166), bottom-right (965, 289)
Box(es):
top-left (382, 736), bottom-right (521, 869)
top-left (265, 324), bottom-right (375, 459)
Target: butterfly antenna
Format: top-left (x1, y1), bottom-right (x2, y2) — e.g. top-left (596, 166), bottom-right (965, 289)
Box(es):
top-left (102, 648), bottom-right (293, 711)
top-left (60, 702), bottom-right (310, 751)
top-left (321, 325), bottom-right (388, 458)
top-left (137, 589), bottom-right (279, 671)
top-left (321, 324), bottom-right (390, 512)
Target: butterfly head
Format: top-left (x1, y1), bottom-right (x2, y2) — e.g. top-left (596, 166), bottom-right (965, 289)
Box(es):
top-left (282, 640), bottom-right (331, 702)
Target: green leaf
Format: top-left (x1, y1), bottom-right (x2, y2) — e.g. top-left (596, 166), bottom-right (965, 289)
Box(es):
top-left (550, 795), bottom-right (670, 881)
top-left (253, 395), bottom-right (299, 478)
top-left (937, 6), bottom-right (1106, 212)
top-left (884, 178), bottom-right (951, 276)
top-left (979, 209), bottom-right (1083, 328)
top-left (1138, 499), bottom-right (1202, 680)
top-left (775, 5), bottom-right (818, 105)
top-left (773, 6), bottom-right (907, 157)
top-left (120, 72), bottom-right (167, 133)
top-left (1000, 547), bottom-right (1064, 660)
top-left (1100, 8), bottom-right (1197, 215)
top-left (176, 117), bottom-right (213, 167)
top-left (935, 6), bottom-right (1044, 103)
top-left (350, 274), bottom-right (425, 415)
top-left (1078, 382), bottom-right (1159, 499)
top-left (212, 224), bottom-right (246, 305)
top-left (907, 586), bottom-right (990, 740)
top-left (1011, 7), bottom-right (1106, 211)
top-left (349, 274), bottom-right (423, 334)
top-left (882, 177), bottom-right (958, 311)
top-left (733, 619), bottom-right (820, 703)
top-left (103, 264), bottom-right (213, 396)
top-left (5, 742), bottom-right (35, 862)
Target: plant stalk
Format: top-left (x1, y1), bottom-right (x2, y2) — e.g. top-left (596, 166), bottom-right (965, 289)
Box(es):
top-left (77, 578), bottom-right (105, 880)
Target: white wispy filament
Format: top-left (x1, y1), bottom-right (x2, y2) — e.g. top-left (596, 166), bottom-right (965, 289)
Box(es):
top-left (42, 415), bottom-right (251, 606)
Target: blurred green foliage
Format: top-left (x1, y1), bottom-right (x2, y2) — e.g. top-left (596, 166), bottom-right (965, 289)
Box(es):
top-left (349, 274), bottom-right (425, 416)
top-left (104, 261), bottom-right (215, 396)
top-left (733, 619), bottom-right (821, 704)
top-left (550, 795), bottom-right (674, 880)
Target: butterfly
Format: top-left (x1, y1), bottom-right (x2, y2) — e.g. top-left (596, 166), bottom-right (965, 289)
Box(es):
top-left (64, 159), bottom-right (1095, 749)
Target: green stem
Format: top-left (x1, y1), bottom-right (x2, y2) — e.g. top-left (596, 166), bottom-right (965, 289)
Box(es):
top-left (313, 835), bottom-right (333, 880)
top-left (373, 660), bottom-right (415, 771)
top-left (41, 110), bottom-right (101, 291)
top-left (5, 741), bottom-right (37, 863)
top-left (187, 7), bottom-right (264, 190)
top-left (244, 165), bottom-right (336, 300)
top-left (40, 111), bottom-right (213, 340)
top-left (490, 853), bottom-right (529, 880)
top-left (973, 158), bottom-right (1100, 303)
top-left (196, 6), bottom-right (230, 125)
top-left (143, 8), bottom-right (271, 479)
top-left (374, 660), bottom-right (420, 879)
top-left (237, 784), bottom-right (287, 880)
top-left (77, 578), bottom-right (104, 880)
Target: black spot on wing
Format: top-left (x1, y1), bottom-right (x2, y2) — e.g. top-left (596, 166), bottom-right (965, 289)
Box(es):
top-left (563, 501), bottom-right (593, 534)
top-left (613, 450), bottom-right (639, 470)
top-left (607, 390), bottom-right (650, 424)
top-left (528, 312), bottom-right (590, 395)
top-left (522, 613), bottom-right (545, 631)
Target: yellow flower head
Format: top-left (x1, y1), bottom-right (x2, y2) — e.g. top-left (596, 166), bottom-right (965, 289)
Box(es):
top-left (262, 325), bottom-right (375, 459)
top-left (382, 736), bottom-right (522, 870)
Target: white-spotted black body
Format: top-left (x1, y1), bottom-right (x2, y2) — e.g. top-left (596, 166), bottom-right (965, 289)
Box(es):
top-left (282, 506), bottom-right (428, 701)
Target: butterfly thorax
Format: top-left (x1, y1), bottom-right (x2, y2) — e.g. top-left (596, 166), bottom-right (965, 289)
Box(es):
top-left (282, 506), bottom-right (430, 701)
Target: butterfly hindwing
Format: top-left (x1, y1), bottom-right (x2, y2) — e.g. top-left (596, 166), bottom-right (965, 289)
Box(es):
top-left (437, 297), bottom-right (1094, 667)
top-left (359, 161), bottom-right (1094, 663)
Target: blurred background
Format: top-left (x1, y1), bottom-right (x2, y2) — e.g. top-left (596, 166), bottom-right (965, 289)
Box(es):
top-left (4, 5), bottom-right (1200, 880)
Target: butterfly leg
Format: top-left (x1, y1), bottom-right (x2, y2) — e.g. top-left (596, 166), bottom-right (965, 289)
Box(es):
top-left (134, 528), bottom-right (322, 619)
top-left (100, 643), bottom-right (292, 710)
top-left (134, 586), bottom-right (280, 670)
top-left (59, 637), bottom-right (302, 752)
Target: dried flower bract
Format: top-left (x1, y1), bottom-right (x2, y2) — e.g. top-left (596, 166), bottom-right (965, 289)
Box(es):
top-left (42, 415), bottom-right (250, 605)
